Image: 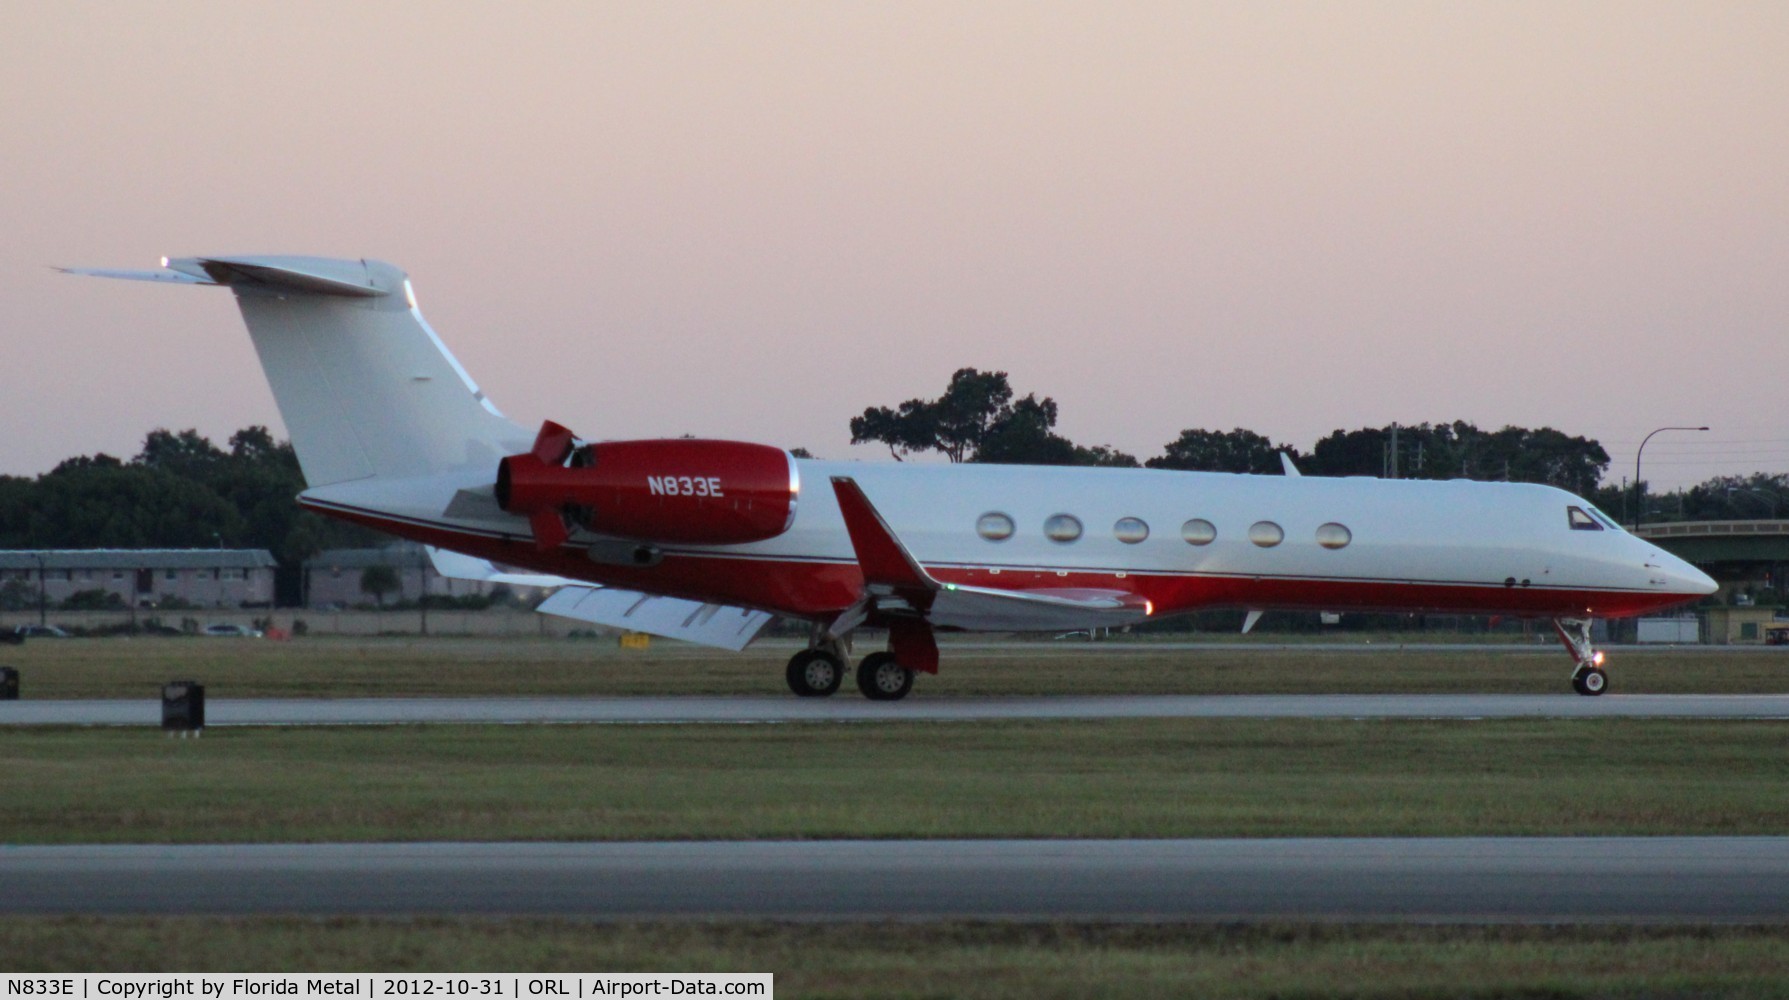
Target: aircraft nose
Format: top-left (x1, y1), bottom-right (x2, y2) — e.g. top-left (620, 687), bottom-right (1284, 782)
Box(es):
top-left (1656, 549), bottom-right (1717, 596)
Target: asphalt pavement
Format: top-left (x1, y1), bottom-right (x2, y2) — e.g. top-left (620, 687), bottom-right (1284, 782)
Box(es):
top-left (4, 838), bottom-right (1785, 920)
top-left (5, 692), bottom-right (1789, 725)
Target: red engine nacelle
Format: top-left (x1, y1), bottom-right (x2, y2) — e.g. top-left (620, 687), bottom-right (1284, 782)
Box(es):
top-left (496, 422), bottom-right (798, 549)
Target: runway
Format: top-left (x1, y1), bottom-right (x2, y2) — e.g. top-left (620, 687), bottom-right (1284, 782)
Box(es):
top-left (4, 838), bottom-right (1786, 920)
top-left (5, 693), bottom-right (1789, 725)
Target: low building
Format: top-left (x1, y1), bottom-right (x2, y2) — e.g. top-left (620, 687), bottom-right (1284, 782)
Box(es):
top-left (303, 543), bottom-right (524, 608)
top-left (0, 549), bottom-right (278, 609)
top-left (1703, 606), bottom-right (1787, 645)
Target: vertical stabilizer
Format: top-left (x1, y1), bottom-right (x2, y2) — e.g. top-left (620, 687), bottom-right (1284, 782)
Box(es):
top-left (68, 256), bottom-right (528, 487)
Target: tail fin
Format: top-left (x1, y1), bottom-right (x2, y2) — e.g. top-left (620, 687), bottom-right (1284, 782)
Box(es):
top-left (65, 256), bottom-right (527, 487)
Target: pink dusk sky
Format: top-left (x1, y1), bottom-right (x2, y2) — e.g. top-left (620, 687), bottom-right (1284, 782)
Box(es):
top-left (2, 2), bottom-right (1785, 490)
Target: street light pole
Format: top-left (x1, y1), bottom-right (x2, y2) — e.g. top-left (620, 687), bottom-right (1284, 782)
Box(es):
top-left (1634, 426), bottom-right (1709, 531)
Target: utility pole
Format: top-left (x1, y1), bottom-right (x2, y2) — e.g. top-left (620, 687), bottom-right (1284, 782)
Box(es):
top-left (1389, 423), bottom-right (1399, 479)
top-left (33, 552), bottom-right (47, 628)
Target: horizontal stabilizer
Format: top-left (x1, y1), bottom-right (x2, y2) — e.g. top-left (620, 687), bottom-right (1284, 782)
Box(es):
top-left (64, 256), bottom-right (390, 298)
top-left (537, 586), bottom-right (774, 652)
top-left (55, 265), bottom-right (212, 286)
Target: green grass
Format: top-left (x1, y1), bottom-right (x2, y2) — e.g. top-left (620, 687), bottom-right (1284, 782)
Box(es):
top-left (4, 719), bottom-right (1786, 842)
top-left (5, 635), bottom-right (1788, 698)
top-left (4, 919), bottom-right (1789, 998)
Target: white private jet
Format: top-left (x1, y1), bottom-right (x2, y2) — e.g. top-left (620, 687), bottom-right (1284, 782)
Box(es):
top-left (68, 256), bottom-right (1716, 699)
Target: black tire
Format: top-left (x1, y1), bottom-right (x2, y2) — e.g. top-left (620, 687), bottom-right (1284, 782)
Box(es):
top-left (1570, 672), bottom-right (1588, 695)
top-left (785, 649), bottom-right (843, 697)
top-left (856, 651), bottom-right (914, 701)
top-left (1579, 667), bottom-right (1608, 696)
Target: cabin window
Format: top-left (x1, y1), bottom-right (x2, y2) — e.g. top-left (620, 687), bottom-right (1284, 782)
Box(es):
top-left (1113, 517), bottom-right (1149, 544)
top-left (1316, 523), bottom-right (1352, 549)
top-left (1181, 519), bottom-right (1217, 545)
top-left (1568, 506), bottom-right (1602, 531)
top-left (976, 512), bottom-right (1015, 541)
top-left (1248, 521), bottom-right (1285, 547)
top-left (1044, 514), bottom-right (1083, 543)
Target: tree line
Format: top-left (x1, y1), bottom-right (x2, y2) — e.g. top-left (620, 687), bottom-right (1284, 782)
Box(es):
top-left (0, 427), bottom-right (379, 605)
top-left (849, 367), bottom-right (1786, 521)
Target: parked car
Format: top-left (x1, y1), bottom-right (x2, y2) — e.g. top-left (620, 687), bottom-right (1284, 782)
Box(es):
top-left (12, 624), bottom-right (71, 639)
top-left (201, 623), bottom-right (263, 638)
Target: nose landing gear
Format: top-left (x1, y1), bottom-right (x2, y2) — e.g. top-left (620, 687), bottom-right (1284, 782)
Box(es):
top-left (1553, 618), bottom-right (1608, 696)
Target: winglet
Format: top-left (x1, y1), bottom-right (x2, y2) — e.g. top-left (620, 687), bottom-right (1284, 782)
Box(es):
top-left (830, 477), bottom-right (938, 593)
top-left (1279, 452), bottom-right (1302, 477)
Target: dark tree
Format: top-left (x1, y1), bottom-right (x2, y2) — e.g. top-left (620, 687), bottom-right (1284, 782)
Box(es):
top-left (1146, 428), bottom-right (1297, 475)
top-left (0, 427), bottom-right (383, 606)
top-left (852, 369), bottom-right (1135, 466)
top-left (1303, 422), bottom-right (1608, 492)
top-left (359, 565), bottom-right (401, 608)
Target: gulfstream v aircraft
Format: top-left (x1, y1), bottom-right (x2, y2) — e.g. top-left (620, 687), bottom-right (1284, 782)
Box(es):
top-left (68, 256), bottom-right (1715, 700)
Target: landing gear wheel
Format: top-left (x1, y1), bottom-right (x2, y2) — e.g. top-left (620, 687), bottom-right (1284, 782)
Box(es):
top-left (1575, 667), bottom-right (1608, 696)
top-left (856, 651), bottom-right (914, 701)
top-left (786, 649), bottom-right (844, 697)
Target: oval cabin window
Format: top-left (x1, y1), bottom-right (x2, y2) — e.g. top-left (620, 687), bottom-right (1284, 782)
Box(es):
top-left (977, 512), bottom-right (1015, 541)
top-left (1113, 517), bottom-right (1149, 544)
top-left (1181, 519), bottom-right (1217, 545)
top-left (1044, 514), bottom-right (1083, 543)
top-left (1316, 523), bottom-right (1352, 549)
top-left (1248, 521), bottom-right (1284, 547)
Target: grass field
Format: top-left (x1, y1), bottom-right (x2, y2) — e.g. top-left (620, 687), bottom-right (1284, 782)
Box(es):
top-left (4, 919), bottom-right (1789, 998)
top-left (4, 718), bottom-right (1786, 842)
top-left (6, 637), bottom-right (1787, 994)
top-left (4, 634), bottom-right (1788, 698)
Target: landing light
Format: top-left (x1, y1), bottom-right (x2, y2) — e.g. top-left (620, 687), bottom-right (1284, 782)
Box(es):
top-left (159, 256), bottom-right (169, 268)
top-left (1145, 599), bottom-right (1154, 616)
top-left (1593, 650), bottom-right (1606, 667)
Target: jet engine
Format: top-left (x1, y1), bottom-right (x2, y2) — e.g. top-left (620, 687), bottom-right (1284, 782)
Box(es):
top-left (496, 421), bottom-right (798, 550)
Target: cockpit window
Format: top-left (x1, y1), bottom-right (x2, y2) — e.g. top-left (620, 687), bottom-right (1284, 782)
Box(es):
top-left (1568, 506), bottom-right (1602, 531)
top-left (1588, 506), bottom-right (1621, 531)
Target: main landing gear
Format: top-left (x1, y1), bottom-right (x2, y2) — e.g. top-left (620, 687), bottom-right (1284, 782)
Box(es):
top-left (1552, 617), bottom-right (1608, 696)
top-left (784, 620), bottom-right (937, 701)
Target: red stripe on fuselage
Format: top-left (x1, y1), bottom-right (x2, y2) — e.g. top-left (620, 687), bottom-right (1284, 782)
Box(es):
top-left (307, 502), bottom-right (1703, 623)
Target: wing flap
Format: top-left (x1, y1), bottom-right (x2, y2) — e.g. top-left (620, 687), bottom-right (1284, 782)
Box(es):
top-left (537, 586), bottom-right (774, 652)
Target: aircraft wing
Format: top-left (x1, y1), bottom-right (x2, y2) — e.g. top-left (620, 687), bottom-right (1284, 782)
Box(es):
top-left (920, 583), bottom-right (1151, 631)
top-left (424, 546), bottom-right (773, 651)
top-left (535, 586), bottom-right (774, 652)
top-left (829, 477), bottom-right (1154, 633)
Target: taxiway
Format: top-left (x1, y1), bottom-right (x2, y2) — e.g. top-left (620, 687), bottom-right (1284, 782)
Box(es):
top-left (4, 838), bottom-right (1785, 920)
